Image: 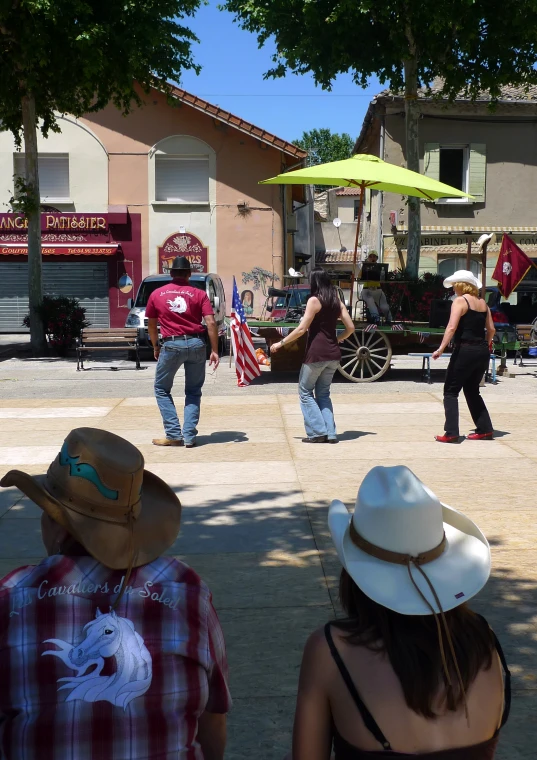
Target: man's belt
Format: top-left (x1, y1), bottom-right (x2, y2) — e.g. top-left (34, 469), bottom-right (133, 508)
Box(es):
top-left (162, 333), bottom-right (206, 342)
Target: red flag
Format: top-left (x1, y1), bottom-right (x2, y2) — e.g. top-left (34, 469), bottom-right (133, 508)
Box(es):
top-left (492, 235), bottom-right (537, 298)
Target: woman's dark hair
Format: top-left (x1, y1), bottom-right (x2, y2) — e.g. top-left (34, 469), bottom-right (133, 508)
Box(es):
top-left (309, 268), bottom-right (340, 311)
top-left (334, 569), bottom-right (495, 718)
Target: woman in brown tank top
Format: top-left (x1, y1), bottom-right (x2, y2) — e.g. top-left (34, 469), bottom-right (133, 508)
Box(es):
top-left (292, 466), bottom-right (509, 760)
top-left (271, 270), bottom-right (354, 443)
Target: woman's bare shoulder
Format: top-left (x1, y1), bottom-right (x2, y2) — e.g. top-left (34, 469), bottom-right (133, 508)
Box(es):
top-left (304, 625), bottom-right (330, 657)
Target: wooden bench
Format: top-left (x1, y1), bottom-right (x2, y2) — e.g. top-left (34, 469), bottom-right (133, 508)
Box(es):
top-left (76, 328), bottom-right (141, 371)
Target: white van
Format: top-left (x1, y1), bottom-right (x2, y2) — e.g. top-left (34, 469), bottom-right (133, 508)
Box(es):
top-left (126, 272), bottom-right (227, 354)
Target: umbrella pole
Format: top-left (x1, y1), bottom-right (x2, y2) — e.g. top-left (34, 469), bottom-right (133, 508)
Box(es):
top-left (349, 182), bottom-right (366, 316)
top-left (481, 242), bottom-right (488, 299)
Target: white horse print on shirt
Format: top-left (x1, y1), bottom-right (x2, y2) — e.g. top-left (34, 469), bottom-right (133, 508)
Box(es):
top-left (42, 609), bottom-right (152, 709)
top-left (167, 295), bottom-right (187, 314)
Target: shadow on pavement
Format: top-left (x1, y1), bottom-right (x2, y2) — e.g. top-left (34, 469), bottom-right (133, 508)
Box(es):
top-left (290, 431), bottom-right (376, 442)
top-left (194, 431), bottom-right (249, 445)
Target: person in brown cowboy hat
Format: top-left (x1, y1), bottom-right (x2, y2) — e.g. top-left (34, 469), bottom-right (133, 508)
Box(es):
top-left (292, 465), bottom-right (510, 760)
top-left (0, 427), bottom-right (231, 760)
top-left (146, 255), bottom-right (220, 448)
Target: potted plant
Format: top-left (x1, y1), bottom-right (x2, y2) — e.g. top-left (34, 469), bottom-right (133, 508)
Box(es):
top-left (23, 296), bottom-right (90, 356)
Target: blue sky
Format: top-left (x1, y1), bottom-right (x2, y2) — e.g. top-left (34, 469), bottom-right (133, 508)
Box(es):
top-left (179, 1), bottom-right (381, 144)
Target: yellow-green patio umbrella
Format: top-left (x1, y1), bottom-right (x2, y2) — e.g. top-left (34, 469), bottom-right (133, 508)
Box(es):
top-left (261, 153), bottom-right (472, 307)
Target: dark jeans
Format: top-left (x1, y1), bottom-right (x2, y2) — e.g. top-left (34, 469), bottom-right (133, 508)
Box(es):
top-left (443, 344), bottom-right (492, 437)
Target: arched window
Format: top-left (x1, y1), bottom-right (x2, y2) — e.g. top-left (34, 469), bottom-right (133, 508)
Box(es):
top-left (150, 136), bottom-right (215, 206)
top-left (438, 257), bottom-right (480, 278)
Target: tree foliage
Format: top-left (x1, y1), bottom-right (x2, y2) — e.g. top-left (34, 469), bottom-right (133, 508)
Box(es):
top-left (0, 0), bottom-right (203, 355)
top-left (0, 0), bottom-right (203, 142)
top-left (293, 128), bottom-right (354, 166)
top-left (224, 0), bottom-right (537, 277)
top-left (223, 0), bottom-right (537, 100)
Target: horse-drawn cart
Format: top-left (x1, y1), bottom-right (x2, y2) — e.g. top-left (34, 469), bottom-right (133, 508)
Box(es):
top-left (249, 319), bottom-right (445, 383)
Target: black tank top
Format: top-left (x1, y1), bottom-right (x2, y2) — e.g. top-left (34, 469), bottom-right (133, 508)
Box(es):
top-left (325, 619), bottom-right (510, 760)
top-left (454, 297), bottom-right (488, 343)
top-left (304, 301), bottom-right (342, 364)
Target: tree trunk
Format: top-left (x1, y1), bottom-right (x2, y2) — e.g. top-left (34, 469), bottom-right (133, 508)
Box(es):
top-left (404, 56), bottom-right (420, 279)
top-left (21, 94), bottom-right (47, 356)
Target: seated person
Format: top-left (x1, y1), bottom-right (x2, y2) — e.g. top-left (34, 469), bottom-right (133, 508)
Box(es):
top-left (0, 428), bottom-right (231, 760)
top-left (361, 252), bottom-right (392, 323)
top-left (292, 465), bottom-right (510, 760)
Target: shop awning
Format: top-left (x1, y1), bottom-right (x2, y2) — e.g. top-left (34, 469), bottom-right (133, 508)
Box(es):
top-left (0, 243), bottom-right (119, 256)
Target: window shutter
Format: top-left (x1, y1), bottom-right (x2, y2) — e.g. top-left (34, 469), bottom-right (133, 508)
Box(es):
top-left (155, 157), bottom-right (210, 203)
top-left (423, 143), bottom-right (440, 180)
top-left (13, 153), bottom-right (70, 200)
top-left (469, 143), bottom-right (486, 202)
top-left (39, 156), bottom-right (70, 199)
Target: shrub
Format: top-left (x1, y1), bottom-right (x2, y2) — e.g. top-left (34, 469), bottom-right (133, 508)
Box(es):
top-left (385, 271), bottom-right (448, 322)
top-left (23, 296), bottom-right (90, 353)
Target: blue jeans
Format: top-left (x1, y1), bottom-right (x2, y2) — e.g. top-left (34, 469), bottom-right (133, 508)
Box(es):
top-left (298, 360), bottom-right (340, 439)
top-left (154, 337), bottom-right (206, 443)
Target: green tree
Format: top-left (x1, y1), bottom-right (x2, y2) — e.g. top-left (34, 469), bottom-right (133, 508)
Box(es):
top-left (0, 0), bottom-right (201, 355)
top-left (294, 128), bottom-right (354, 166)
top-left (224, 0), bottom-right (537, 277)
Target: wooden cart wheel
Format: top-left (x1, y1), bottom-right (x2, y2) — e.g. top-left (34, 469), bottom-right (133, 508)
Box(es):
top-left (338, 329), bottom-right (392, 383)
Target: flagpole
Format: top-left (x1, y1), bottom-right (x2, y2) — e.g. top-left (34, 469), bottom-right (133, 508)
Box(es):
top-left (465, 234), bottom-right (472, 271)
top-left (481, 242), bottom-right (488, 299)
top-left (349, 181), bottom-right (366, 317)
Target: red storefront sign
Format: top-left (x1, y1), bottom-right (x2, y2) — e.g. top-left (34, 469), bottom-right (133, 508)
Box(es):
top-left (0, 213), bottom-right (112, 233)
top-left (0, 211), bottom-right (141, 328)
top-left (0, 244), bottom-right (119, 256)
top-left (158, 232), bottom-right (208, 274)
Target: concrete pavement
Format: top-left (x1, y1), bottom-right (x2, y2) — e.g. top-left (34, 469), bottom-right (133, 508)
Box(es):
top-left (0, 370), bottom-right (536, 756)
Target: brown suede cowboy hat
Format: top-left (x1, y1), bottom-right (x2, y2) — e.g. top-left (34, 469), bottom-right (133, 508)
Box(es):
top-left (0, 428), bottom-right (181, 570)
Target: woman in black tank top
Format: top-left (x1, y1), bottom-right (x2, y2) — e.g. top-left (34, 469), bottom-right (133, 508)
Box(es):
top-left (291, 465), bottom-right (509, 760)
top-left (271, 270), bottom-right (355, 443)
top-left (431, 272), bottom-right (496, 443)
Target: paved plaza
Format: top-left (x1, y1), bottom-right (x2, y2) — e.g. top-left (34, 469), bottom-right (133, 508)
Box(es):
top-left (0, 353), bottom-right (536, 757)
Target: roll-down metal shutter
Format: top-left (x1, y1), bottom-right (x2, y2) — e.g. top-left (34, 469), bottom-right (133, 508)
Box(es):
top-left (0, 261), bottom-right (110, 332)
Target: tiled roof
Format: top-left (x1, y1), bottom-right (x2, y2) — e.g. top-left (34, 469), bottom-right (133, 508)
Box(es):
top-left (316, 250), bottom-right (360, 263)
top-left (396, 226), bottom-right (537, 233)
top-left (385, 242), bottom-right (537, 255)
top-left (378, 77), bottom-right (537, 102)
top-left (335, 187), bottom-right (361, 196)
top-left (169, 86), bottom-right (307, 159)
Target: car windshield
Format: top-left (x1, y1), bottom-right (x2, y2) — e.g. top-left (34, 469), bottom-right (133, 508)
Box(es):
top-left (274, 289), bottom-right (310, 308)
top-left (135, 279), bottom-right (206, 307)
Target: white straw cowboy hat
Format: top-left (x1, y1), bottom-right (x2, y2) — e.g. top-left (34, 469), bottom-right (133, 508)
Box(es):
top-left (0, 428), bottom-right (181, 570)
top-left (443, 270), bottom-right (482, 290)
top-left (328, 466), bottom-right (490, 616)
top-left (477, 232), bottom-right (496, 251)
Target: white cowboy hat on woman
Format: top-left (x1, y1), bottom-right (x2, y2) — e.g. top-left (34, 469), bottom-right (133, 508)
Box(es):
top-left (443, 270), bottom-right (482, 290)
top-left (328, 465), bottom-right (490, 616)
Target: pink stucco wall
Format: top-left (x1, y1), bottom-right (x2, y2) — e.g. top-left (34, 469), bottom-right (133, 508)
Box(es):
top-left (81, 87), bottom-right (297, 312)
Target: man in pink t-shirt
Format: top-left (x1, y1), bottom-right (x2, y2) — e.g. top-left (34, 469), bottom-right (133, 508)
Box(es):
top-left (145, 256), bottom-right (220, 448)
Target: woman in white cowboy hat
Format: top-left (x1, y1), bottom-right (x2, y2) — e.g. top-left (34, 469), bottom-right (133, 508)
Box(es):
top-left (432, 270), bottom-right (496, 443)
top-left (292, 466), bottom-right (510, 760)
top-left (0, 428), bottom-right (231, 760)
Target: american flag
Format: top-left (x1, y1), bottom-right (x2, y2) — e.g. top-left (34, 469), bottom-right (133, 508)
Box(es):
top-left (230, 277), bottom-right (261, 387)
